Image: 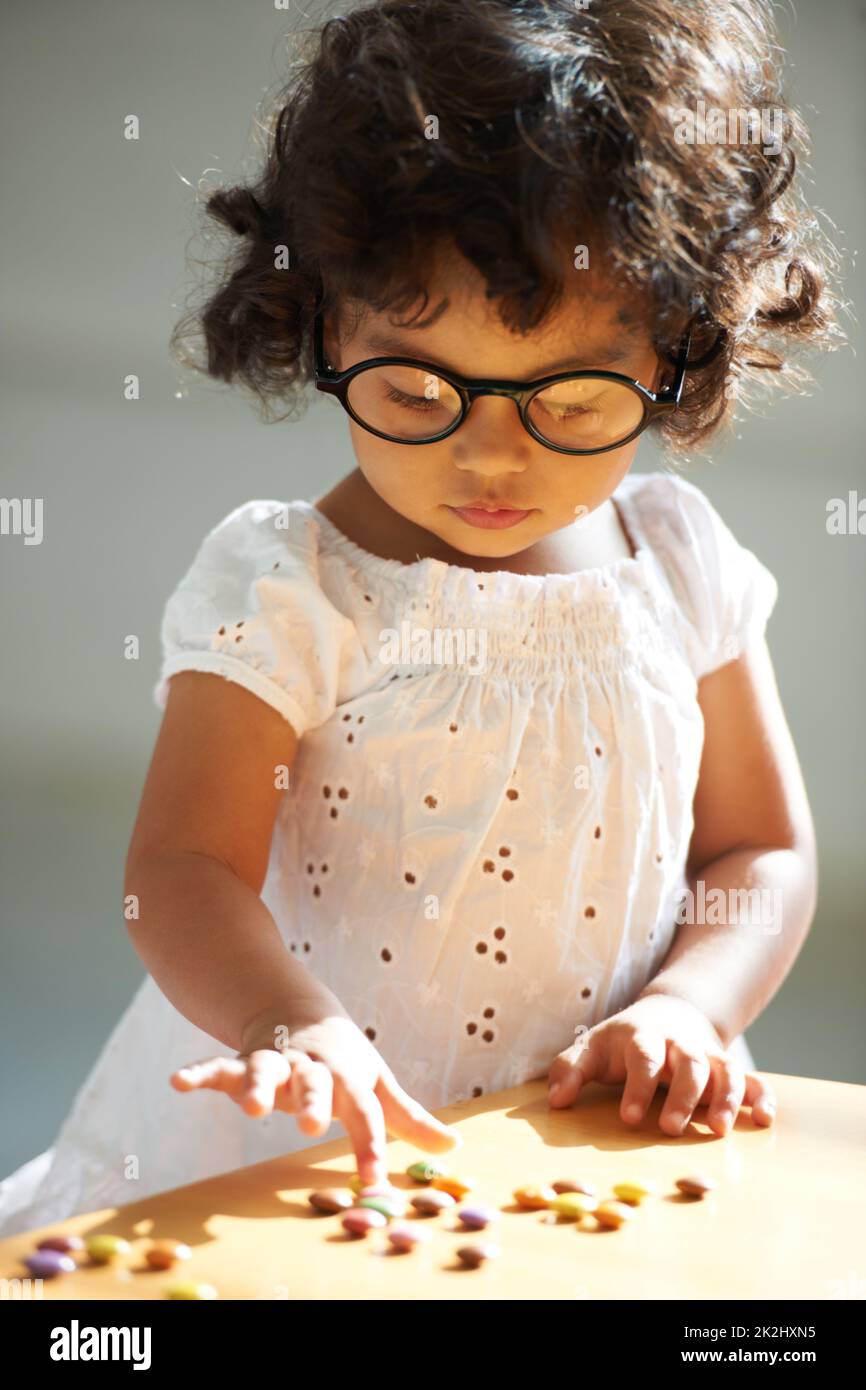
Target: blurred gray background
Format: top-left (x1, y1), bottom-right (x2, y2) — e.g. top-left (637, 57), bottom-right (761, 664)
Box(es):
top-left (1, 0), bottom-right (864, 1181)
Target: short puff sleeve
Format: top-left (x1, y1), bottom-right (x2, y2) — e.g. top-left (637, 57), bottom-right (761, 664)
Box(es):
top-left (152, 500), bottom-right (357, 738)
top-left (645, 474), bottom-right (779, 680)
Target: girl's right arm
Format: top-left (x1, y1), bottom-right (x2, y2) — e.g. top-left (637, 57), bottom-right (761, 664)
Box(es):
top-left (124, 670), bottom-right (460, 1185)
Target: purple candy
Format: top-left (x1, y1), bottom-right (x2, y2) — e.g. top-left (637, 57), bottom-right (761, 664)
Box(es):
top-left (457, 1204), bottom-right (499, 1230)
top-left (24, 1249), bottom-right (76, 1278)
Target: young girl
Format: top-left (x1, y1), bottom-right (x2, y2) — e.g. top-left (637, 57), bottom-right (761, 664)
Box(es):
top-left (0, 0), bottom-right (840, 1237)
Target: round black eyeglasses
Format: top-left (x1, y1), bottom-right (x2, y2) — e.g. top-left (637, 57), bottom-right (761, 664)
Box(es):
top-left (313, 310), bottom-right (725, 456)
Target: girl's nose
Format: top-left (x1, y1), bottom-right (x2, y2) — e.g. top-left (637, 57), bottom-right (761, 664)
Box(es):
top-left (450, 396), bottom-right (534, 469)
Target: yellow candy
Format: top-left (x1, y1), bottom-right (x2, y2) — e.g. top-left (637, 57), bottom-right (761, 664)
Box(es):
top-left (513, 1184), bottom-right (557, 1210)
top-left (594, 1200), bottom-right (634, 1229)
top-left (85, 1234), bottom-right (132, 1264)
top-left (612, 1181), bottom-right (657, 1206)
top-left (164, 1281), bottom-right (218, 1300)
top-left (550, 1191), bottom-right (598, 1220)
top-left (430, 1175), bottom-right (476, 1200)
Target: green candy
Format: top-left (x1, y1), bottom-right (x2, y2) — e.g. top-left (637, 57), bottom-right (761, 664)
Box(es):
top-left (357, 1195), bottom-right (406, 1219)
top-left (406, 1160), bottom-right (449, 1183)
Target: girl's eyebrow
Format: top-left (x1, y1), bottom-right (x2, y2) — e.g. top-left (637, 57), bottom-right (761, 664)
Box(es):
top-left (361, 331), bottom-right (633, 374)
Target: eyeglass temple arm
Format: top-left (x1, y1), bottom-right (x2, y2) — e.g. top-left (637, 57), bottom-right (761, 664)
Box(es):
top-left (662, 323), bottom-right (728, 370)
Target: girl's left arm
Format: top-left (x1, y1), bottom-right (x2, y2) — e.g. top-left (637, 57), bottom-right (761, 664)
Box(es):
top-left (637, 635), bottom-right (819, 1047)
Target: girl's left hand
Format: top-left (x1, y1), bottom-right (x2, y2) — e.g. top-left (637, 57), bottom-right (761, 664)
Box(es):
top-left (547, 992), bottom-right (777, 1136)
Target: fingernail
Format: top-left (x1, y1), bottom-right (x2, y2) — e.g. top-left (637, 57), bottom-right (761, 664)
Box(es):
top-left (624, 1103), bottom-right (642, 1123)
top-left (549, 1082), bottom-right (562, 1101)
top-left (668, 1111), bottom-right (686, 1131)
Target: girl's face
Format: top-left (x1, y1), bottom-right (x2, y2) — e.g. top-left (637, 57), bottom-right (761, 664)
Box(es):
top-left (323, 247), bottom-right (664, 563)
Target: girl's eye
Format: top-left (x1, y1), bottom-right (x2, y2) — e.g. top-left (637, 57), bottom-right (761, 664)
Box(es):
top-left (383, 383), bottom-right (440, 412)
top-left (540, 396), bottom-right (604, 421)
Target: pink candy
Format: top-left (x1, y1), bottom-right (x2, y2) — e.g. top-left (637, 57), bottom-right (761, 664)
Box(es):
top-left (342, 1206), bottom-right (388, 1237)
top-left (387, 1223), bottom-right (432, 1253)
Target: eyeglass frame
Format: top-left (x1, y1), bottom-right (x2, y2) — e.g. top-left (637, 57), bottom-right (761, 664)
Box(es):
top-left (313, 308), bottom-right (726, 455)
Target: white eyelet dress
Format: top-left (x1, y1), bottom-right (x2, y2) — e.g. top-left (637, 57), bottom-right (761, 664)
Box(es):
top-left (0, 469), bottom-right (779, 1236)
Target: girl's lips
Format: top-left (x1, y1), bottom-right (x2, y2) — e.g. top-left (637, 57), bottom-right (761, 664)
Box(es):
top-left (448, 505), bottom-right (533, 530)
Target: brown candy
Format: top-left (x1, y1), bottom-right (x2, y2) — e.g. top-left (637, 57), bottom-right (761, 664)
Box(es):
top-left (675, 1174), bottom-right (716, 1198)
top-left (410, 1188), bottom-right (456, 1216)
top-left (308, 1187), bottom-right (356, 1214)
top-left (457, 1241), bottom-right (501, 1268)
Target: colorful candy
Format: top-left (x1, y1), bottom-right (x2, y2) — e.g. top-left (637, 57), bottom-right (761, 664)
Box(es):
top-left (550, 1191), bottom-right (598, 1220)
top-left (406, 1159), bottom-right (449, 1183)
top-left (357, 1194), bottom-right (407, 1220)
top-left (388, 1224), bottom-right (433, 1253)
top-left (410, 1189), bottom-right (456, 1216)
top-left (308, 1188), bottom-right (356, 1214)
top-left (457, 1241), bottom-right (501, 1268)
top-left (145, 1240), bottom-right (192, 1270)
top-left (430, 1175), bottom-right (476, 1200)
top-left (551, 1179), bottom-right (596, 1197)
top-left (36, 1234), bottom-right (84, 1254)
top-left (513, 1184), bottom-right (557, 1210)
top-left (164, 1281), bottom-right (218, 1299)
top-left (612, 1180), bottom-right (656, 1206)
top-left (675, 1174), bottom-right (716, 1198)
top-left (456, 1204), bottom-right (499, 1230)
top-left (594, 1201), bottom-right (634, 1229)
top-left (342, 1206), bottom-right (388, 1237)
top-left (23, 1250), bottom-right (76, 1279)
top-left (85, 1234), bottom-right (132, 1264)
top-left (348, 1175), bottom-right (400, 1196)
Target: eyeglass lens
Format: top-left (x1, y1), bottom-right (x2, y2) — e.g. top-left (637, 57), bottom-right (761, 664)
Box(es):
top-left (345, 364), bottom-right (646, 448)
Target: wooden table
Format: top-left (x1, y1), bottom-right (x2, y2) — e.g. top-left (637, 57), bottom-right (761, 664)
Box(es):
top-left (2, 1074), bottom-right (864, 1300)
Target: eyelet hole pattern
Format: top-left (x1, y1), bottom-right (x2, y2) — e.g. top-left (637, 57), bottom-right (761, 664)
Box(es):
top-left (322, 784), bottom-right (349, 819)
top-left (474, 924), bottom-right (508, 963)
top-left (466, 1006), bottom-right (497, 1045)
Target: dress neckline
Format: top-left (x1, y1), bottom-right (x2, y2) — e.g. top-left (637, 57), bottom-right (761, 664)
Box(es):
top-left (296, 472), bottom-right (654, 588)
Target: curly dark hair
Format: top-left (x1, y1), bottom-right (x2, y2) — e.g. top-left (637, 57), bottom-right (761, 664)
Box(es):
top-left (170, 0), bottom-right (846, 457)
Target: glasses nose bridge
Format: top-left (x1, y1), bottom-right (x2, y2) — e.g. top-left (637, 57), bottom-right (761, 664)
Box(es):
top-left (464, 382), bottom-right (526, 406)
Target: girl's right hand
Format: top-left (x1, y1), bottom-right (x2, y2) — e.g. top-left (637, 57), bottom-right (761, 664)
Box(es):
top-left (170, 1014), bottom-right (462, 1189)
